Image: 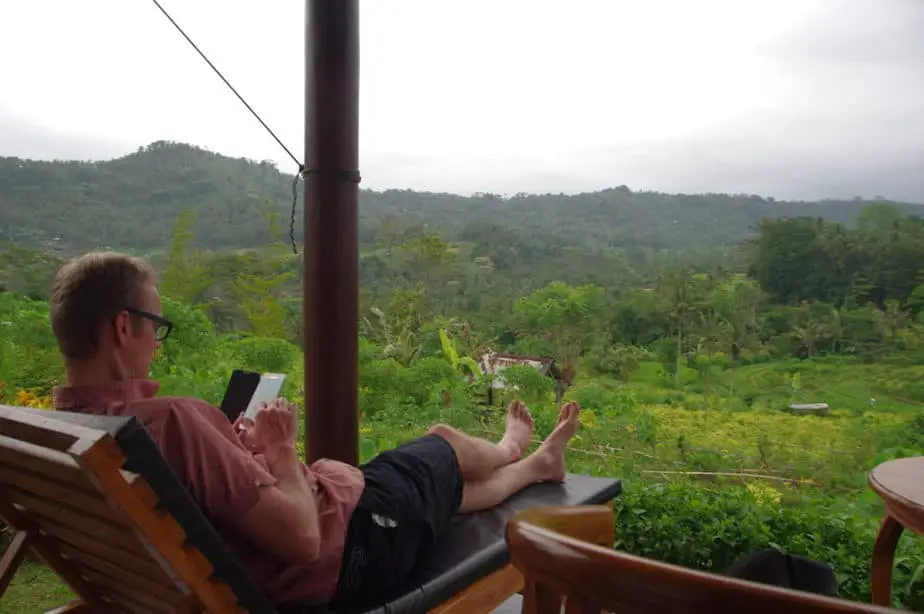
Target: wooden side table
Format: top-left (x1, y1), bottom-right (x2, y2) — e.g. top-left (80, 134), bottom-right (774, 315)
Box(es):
top-left (868, 457), bottom-right (924, 607)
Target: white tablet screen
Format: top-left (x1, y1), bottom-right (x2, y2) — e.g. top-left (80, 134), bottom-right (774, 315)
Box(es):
top-left (242, 373), bottom-right (286, 421)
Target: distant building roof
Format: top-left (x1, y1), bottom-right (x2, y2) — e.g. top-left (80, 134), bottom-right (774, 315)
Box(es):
top-left (480, 351), bottom-right (563, 389)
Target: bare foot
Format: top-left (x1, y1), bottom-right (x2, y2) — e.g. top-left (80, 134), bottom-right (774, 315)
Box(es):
top-left (531, 401), bottom-right (581, 482)
top-left (498, 400), bottom-right (534, 462)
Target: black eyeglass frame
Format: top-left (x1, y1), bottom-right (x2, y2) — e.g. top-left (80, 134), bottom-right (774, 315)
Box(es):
top-left (124, 307), bottom-right (174, 341)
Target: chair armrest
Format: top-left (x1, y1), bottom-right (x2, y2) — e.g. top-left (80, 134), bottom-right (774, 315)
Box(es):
top-left (507, 505), bottom-right (614, 548)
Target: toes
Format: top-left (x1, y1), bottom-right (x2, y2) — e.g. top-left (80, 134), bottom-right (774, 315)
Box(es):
top-left (557, 401), bottom-right (572, 423)
top-left (555, 401), bottom-right (580, 426)
top-left (512, 401), bottom-right (533, 425)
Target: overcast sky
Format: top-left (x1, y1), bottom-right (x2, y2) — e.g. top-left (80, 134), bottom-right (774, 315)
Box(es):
top-left (1, 0), bottom-right (923, 202)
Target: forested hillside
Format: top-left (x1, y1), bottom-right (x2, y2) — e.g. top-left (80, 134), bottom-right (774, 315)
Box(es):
top-left (2, 141), bottom-right (921, 254)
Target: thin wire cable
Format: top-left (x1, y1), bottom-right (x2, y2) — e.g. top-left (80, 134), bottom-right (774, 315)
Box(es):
top-left (148, 0), bottom-right (304, 253)
top-left (148, 0), bottom-right (302, 170)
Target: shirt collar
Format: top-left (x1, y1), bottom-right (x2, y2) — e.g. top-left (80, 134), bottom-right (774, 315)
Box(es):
top-left (52, 379), bottom-right (161, 413)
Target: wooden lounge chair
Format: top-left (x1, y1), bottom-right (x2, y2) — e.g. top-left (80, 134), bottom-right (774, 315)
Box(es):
top-left (0, 404), bottom-right (621, 613)
top-left (505, 506), bottom-right (901, 614)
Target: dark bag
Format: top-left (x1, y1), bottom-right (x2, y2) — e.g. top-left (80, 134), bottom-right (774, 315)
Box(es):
top-left (724, 549), bottom-right (839, 597)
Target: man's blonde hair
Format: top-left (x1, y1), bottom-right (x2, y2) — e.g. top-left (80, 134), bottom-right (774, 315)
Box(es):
top-left (50, 252), bottom-right (156, 360)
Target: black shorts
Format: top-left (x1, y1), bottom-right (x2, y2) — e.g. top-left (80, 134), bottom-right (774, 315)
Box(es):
top-left (333, 434), bottom-right (464, 603)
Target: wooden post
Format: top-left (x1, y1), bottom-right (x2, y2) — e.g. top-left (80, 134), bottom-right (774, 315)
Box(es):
top-left (303, 0), bottom-right (360, 465)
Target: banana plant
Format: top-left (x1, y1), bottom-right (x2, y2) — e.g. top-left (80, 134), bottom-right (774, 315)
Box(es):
top-left (363, 306), bottom-right (420, 366)
top-left (439, 328), bottom-right (482, 381)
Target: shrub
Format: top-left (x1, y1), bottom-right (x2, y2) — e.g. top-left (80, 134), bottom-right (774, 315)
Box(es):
top-left (224, 335), bottom-right (300, 374)
top-left (615, 480), bottom-right (924, 610)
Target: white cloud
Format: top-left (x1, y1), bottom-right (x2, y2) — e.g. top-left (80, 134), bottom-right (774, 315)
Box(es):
top-left (1, 0), bottom-right (922, 201)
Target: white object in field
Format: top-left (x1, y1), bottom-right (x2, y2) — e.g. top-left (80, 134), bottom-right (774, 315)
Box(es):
top-left (243, 373), bottom-right (287, 421)
top-left (786, 402), bottom-right (829, 416)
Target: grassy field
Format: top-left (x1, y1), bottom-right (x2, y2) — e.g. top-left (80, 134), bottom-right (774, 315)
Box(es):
top-left (0, 562), bottom-right (73, 613)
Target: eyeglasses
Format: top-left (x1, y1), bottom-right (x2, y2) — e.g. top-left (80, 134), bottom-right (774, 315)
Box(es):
top-left (124, 307), bottom-right (174, 341)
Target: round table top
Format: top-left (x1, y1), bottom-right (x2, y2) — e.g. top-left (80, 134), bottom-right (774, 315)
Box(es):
top-left (869, 456), bottom-right (924, 511)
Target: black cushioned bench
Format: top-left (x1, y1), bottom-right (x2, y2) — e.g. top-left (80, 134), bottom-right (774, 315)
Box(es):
top-left (0, 405), bottom-right (621, 614)
top-left (325, 474), bottom-right (621, 614)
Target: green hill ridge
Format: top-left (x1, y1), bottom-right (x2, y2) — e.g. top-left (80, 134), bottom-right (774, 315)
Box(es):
top-left (1, 140), bottom-right (921, 253)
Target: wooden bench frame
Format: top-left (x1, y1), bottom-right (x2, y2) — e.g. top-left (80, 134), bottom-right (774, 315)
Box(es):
top-left (0, 405), bottom-right (618, 613)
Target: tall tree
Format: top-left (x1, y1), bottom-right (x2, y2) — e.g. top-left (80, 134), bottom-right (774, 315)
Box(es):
top-left (658, 267), bottom-right (695, 386)
top-left (514, 282), bottom-right (604, 388)
top-left (160, 209), bottom-right (212, 307)
top-left (232, 209), bottom-right (297, 340)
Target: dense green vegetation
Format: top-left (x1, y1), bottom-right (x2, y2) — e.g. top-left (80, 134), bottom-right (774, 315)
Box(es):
top-left (2, 146), bottom-right (924, 611)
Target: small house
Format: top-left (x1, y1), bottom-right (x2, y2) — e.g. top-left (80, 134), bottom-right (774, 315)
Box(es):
top-left (480, 350), bottom-right (567, 404)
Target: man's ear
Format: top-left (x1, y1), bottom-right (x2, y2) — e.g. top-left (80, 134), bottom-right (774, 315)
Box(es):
top-left (112, 310), bottom-right (132, 347)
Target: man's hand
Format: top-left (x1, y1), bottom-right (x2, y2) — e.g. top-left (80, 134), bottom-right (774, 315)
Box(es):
top-left (233, 414), bottom-right (256, 450)
top-left (233, 414), bottom-right (254, 433)
top-left (247, 398), bottom-right (299, 456)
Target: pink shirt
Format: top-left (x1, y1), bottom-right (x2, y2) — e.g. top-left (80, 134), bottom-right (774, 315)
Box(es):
top-left (52, 379), bottom-right (365, 605)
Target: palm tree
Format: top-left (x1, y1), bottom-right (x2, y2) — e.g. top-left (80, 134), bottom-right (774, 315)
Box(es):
top-left (792, 320), bottom-right (827, 358)
top-left (881, 299), bottom-right (909, 340)
top-left (827, 306), bottom-right (846, 354)
top-left (693, 311), bottom-right (726, 407)
top-left (659, 267), bottom-right (693, 387)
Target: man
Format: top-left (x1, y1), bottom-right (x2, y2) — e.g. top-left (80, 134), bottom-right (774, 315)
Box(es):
top-left (49, 252), bottom-right (581, 606)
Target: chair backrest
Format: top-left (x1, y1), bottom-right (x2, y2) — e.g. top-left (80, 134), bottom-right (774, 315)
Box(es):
top-left (506, 506), bottom-right (899, 614)
top-left (0, 404), bottom-right (277, 613)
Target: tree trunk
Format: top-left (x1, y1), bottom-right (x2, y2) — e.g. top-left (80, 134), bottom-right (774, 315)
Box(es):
top-left (675, 326), bottom-right (683, 387)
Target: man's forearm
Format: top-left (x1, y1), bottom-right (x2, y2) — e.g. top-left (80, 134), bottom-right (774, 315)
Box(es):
top-left (263, 444), bottom-right (321, 559)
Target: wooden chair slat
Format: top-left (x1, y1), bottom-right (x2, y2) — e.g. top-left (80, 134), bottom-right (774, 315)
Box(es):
top-left (100, 593), bottom-right (177, 614)
top-left (60, 545), bottom-right (185, 599)
top-left (0, 466), bottom-right (119, 520)
top-left (44, 601), bottom-right (94, 613)
top-left (0, 405), bottom-right (107, 447)
top-left (27, 510), bottom-right (143, 554)
top-left (0, 529), bottom-right (33, 597)
top-left (0, 465), bottom-right (109, 511)
top-left (0, 434), bottom-right (92, 489)
top-left (7, 484), bottom-right (133, 532)
top-left (80, 567), bottom-right (181, 613)
top-left (0, 499), bottom-right (111, 610)
top-left (0, 413), bottom-right (78, 451)
top-left (54, 539), bottom-right (176, 588)
top-left (40, 521), bottom-right (168, 575)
